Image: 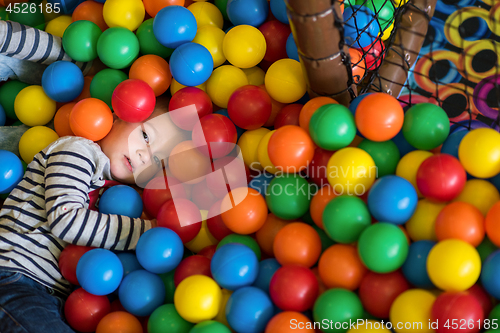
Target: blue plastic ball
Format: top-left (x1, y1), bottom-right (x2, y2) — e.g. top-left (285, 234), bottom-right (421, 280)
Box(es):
top-left (0, 150), bottom-right (24, 194)
top-left (169, 42), bottom-right (214, 87)
top-left (226, 0), bottom-right (269, 27)
top-left (153, 6), bottom-right (197, 49)
top-left (367, 175), bottom-right (418, 225)
top-left (118, 269), bottom-right (166, 316)
top-left (440, 130), bottom-right (467, 159)
top-left (343, 6), bottom-right (380, 48)
top-left (213, 109), bottom-right (245, 140)
top-left (0, 104), bottom-right (6, 126)
top-left (270, 0), bottom-right (288, 24)
top-left (481, 250), bottom-right (500, 299)
top-left (98, 185), bottom-right (143, 218)
top-left (76, 249), bottom-right (123, 296)
top-left (116, 252), bottom-right (143, 278)
top-left (136, 227), bottom-right (184, 274)
top-left (249, 173), bottom-right (274, 198)
top-left (211, 243), bottom-right (259, 290)
top-left (401, 240), bottom-right (435, 288)
top-left (491, 173), bottom-right (500, 192)
top-left (392, 130), bottom-right (416, 157)
top-left (41, 61), bottom-right (84, 103)
top-left (47, 0), bottom-right (82, 14)
top-left (286, 33), bottom-right (299, 61)
top-left (348, 93), bottom-right (373, 116)
top-left (252, 258), bottom-right (281, 294)
top-left (226, 286), bottom-right (274, 333)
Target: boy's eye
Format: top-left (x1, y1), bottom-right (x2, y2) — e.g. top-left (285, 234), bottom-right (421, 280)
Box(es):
top-left (142, 131), bottom-right (150, 144)
top-left (153, 156), bottom-right (161, 166)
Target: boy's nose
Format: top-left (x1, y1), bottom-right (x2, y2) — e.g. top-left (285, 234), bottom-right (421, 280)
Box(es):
top-left (138, 150), bottom-right (151, 164)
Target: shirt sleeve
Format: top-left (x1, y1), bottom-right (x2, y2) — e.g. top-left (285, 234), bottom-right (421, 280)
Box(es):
top-left (43, 140), bottom-right (152, 250)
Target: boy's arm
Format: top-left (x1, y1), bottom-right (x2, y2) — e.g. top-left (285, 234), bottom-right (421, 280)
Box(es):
top-left (43, 142), bottom-right (153, 250)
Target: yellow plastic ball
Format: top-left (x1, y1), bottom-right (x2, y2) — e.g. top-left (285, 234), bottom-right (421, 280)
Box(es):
top-left (19, 126), bottom-right (59, 164)
top-left (392, 0), bottom-right (408, 7)
top-left (206, 65), bottom-right (248, 108)
top-left (265, 59), bottom-right (307, 104)
top-left (170, 78), bottom-right (207, 95)
top-left (427, 239), bottom-right (481, 291)
top-left (237, 128), bottom-right (270, 171)
top-left (453, 179), bottom-right (500, 216)
top-left (347, 320), bottom-right (392, 333)
top-left (381, 21), bottom-right (394, 41)
top-left (192, 25), bottom-right (226, 68)
top-left (174, 275), bottom-right (222, 323)
top-left (405, 199), bottom-right (444, 242)
top-left (326, 147), bottom-right (377, 196)
top-left (242, 66), bottom-right (265, 86)
top-left (459, 128), bottom-right (500, 178)
top-left (188, 2), bottom-right (223, 29)
top-left (396, 150), bottom-right (433, 198)
top-left (223, 25), bottom-right (266, 69)
top-left (184, 210), bottom-right (219, 253)
top-left (257, 130), bottom-right (278, 174)
top-left (103, 0), bottom-right (145, 31)
top-left (15, 85), bottom-right (56, 127)
top-left (45, 15), bottom-right (72, 38)
top-left (214, 288), bottom-right (232, 328)
top-left (389, 289), bottom-right (436, 333)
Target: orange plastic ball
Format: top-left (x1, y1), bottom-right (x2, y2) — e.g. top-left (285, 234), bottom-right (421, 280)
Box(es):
top-left (349, 48), bottom-right (366, 84)
top-left (265, 311), bottom-right (315, 333)
top-left (96, 311), bottom-right (143, 333)
top-left (54, 103), bottom-right (76, 137)
top-left (318, 244), bottom-right (368, 290)
top-left (435, 201), bottom-right (485, 247)
top-left (273, 222), bottom-right (322, 267)
top-left (129, 55), bottom-right (172, 96)
top-left (309, 185), bottom-right (337, 229)
top-left (299, 97), bottom-right (337, 134)
top-left (73, 76), bottom-right (93, 103)
top-left (355, 93), bottom-right (404, 142)
top-left (168, 140), bottom-right (211, 184)
top-left (143, 0), bottom-right (184, 17)
top-left (220, 187), bottom-right (268, 234)
top-left (268, 125), bottom-right (315, 173)
top-left (485, 202), bottom-right (500, 247)
top-left (256, 213), bottom-right (290, 256)
top-left (70, 98), bottom-right (113, 141)
top-left (72, 0), bottom-right (108, 32)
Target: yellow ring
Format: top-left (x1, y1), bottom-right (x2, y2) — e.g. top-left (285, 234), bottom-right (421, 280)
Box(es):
top-left (488, 2), bottom-right (500, 36)
top-left (456, 39), bottom-right (500, 84)
top-left (444, 7), bottom-right (490, 49)
top-left (413, 50), bottom-right (461, 93)
top-left (431, 83), bottom-right (480, 123)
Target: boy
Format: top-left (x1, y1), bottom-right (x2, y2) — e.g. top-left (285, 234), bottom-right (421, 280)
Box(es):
top-left (0, 96), bottom-right (185, 333)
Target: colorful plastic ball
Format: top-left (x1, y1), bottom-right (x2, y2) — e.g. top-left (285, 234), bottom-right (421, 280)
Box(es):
top-left (401, 240), bottom-right (435, 288)
top-left (9, 3), bottom-right (45, 30)
top-left (118, 270), bottom-right (165, 317)
top-left (405, 199), bottom-right (443, 242)
top-left (266, 174), bottom-right (311, 220)
top-left (192, 25), bottom-right (226, 68)
top-left (349, 48), bottom-right (366, 84)
top-left (222, 25), bottom-right (266, 69)
top-left (136, 227), bottom-right (184, 274)
top-left (169, 140), bottom-right (212, 184)
top-left (355, 93), bottom-right (404, 142)
top-left (170, 42), bottom-right (214, 87)
top-left (174, 275), bottom-right (222, 323)
top-left (46, 0), bottom-right (79, 15)
top-left (455, 179), bottom-right (500, 216)
top-left (237, 127), bottom-right (269, 170)
top-left (227, 85), bottom-right (272, 130)
top-left (206, 155), bottom-right (249, 198)
top-left (192, 114), bottom-right (237, 158)
top-left (0, 150), bottom-right (24, 194)
top-left (54, 103), bottom-right (76, 137)
top-left (217, 234), bottom-right (261, 260)
top-left (285, 33), bottom-right (299, 62)
top-left (190, 321), bottom-right (231, 333)
top-left (0, 104), bottom-right (5, 127)
top-left (259, 20), bottom-right (291, 63)
top-left (64, 288), bottom-right (110, 333)
top-left (241, 66), bottom-right (265, 86)
top-left (192, 180), bottom-right (219, 210)
top-left (368, 176), bottom-right (418, 225)
top-left (257, 131), bottom-right (279, 175)
top-left (440, 130), bottom-right (468, 159)
top-left (188, 2), bottom-right (223, 29)
top-left (221, 187), bottom-right (268, 234)
top-left (72, 0), bottom-right (108, 32)
top-left (103, 0), bottom-right (145, 31)
top-left (252, 258), bottom-right (281, 294)
top-left (307, 148), bottom-right (335, 187)
top-left (184, 214), bottom-right (220, 253)
top-left (389, 289), bottom-right (436, 333)
top-left (458, 128), bottom-right (500, 179)
top-left (392, 129), bottom-right (417, 157)
top-left (18, 126), bottom-right (59, 164)
top-left (313, 288), bottom-right (363, 333)
top-left (143, 0), bottom-right (185, 18)
top-left (358, 223), bottom-right (409, 273)
top-left (226, 286), bottom-right (274, 333)
top-left (318, 244), bottom-right (367, 291)
top-left (142, 176), bottom-right (187, 218)
top-left (226, 0), bottom-right (268, 27)
top-left (270, 265), bottom-right (319, 312)
top-left (98, 185), bottom-right (143, 218)
top-left (14, 85), bottom-right (56, 127)
top-left (309, 103), bottom-right (356, 150)
top-left (267, 313), bottom-right (315, 333)
top-left (309, 185), bottom-right (337, 229)
top-left (486, 202), bottom-right (500, 247)
top-left (359, 271), bottom-right (410, 319)
top-left (153, 5), bottom-right (197, 49)
top-left (45, 14), bottom-right (72, 38)
top-left (129, 55), bottom-right (172, 97)
top-left (89, 69), bottom-right (128, 109)
top-left (268, 125), bottom-right (315, 173)
top-left (322, 195), bottom-right (371, 244)
top-left (270, 0), bottom-right (288, 24)
top-left (396, 150), bottom-right (433, 197)
top-left (431, 292), bottom-right (484, 333)
top-left (273, 222), bottom-right (322, 268)
top-left (211, 243), bottom-right (259, 290)
top-left (416, 154), bottom-right (466, 202)
top-left (148, 304), bottom-right (194, 333)
top-left (116, 252), bottom-right (142, 279)
top-left (174, 255), bottom-right (212, 287)
top-left (255, 213), bottom-right (288, 257)
top-left (206, 65), bottom-right (248, 108)
top-left (343, 6), bottom-right (380, 48)
top-left (76, 249), bottom-right (123, 296)
top-left (156, 199), bottom-right (202, 243)
top-left (136, 18), bottom-right (174, 58)
top-left (427, 239), bottom-right (481, 291)
top-left (358, 139), bottom-right (400, 177)
top-left (95, 311), bottom-right (143, 333)
top-left (97, 27), bottom-right (139, 69)
top-left (359, 39), bottom-right (385, 70)
top-left (111, 79), bottom-right (155, 122)
top-left (265, 59), bottom-right (307, 104)
top-left (481, 250), bottom-right (500, 299)
top-left (169, 87), bottom-right (213, 131)
top-left (0, 80), bottom-right (28, 120)
top-left (402, 103), bottom-right (450, 150)
top-left (62, 20), bottom-right (102, 62)
top-left (58, 245), bottom-right (94, 286)
top-left (435, 202), bottom-right (484, 247)
top-left (361, 0), bottom-right (395, 31)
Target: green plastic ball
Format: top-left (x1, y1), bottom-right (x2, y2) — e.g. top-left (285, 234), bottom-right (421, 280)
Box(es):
top-left (189, 320), bottom-right (232, 333)
top-left (148, 304), bottom-right (194, 333)
top-left (477, 237), bottom-right (498, 263)
top-left (0, 7), bottom-right (8, 20)
top-left (0, 80), bottom-right (29, 120)
top-left (402, 103), bottom-right (450, 150)
top-left (97, 27), bottom-right (140, 69)
top-left (217, 234), bottom-right (261, 260)
top-left (358, 139), bottom-right (401, 177)
top-left (136, 19), bottom-right (173, 58)
top-left (9, 4), bottom-right (45, 30)
top-left (89, 69), bottom-right (128, 109)
top-left (358, 223), bottom-right (409, 273)
top-left (214, 0), bottom-right (229, 21)
top-left (309, 104), bottom-right (356, 151)
top-left (12, 120), bottom-right (24, 126)
top-left (357, 0), bottom-right (395, 30)
top-left (62, 20), bottom-right (102, 62)
top-left (266, 174), bottom-right (311, 220)
top-left (158, 270), bottom-right (176, 303)
top-left (313, 288), bottom-right (364, 333)
top-left (489, 304), bottom-right (500, 321)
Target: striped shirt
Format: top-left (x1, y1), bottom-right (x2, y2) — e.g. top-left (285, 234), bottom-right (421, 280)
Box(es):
top-left (0, 136), bottom-right (152, 295)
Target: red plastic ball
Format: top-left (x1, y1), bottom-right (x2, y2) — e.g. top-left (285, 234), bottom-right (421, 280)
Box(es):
top-left (191, 179), bottom-right (219, 210)
top-left (58, 245), bottom-right (94, 285)
top-left (259, 20), bottom-right (291, 63)
top-left (228, 85), bottom-right (272, 130)
top-left (431, 292), bottom-right (484, 333)
top-left (198, 245), bottom-right (217, 260)
top-left (111, 79), bottom-right (156, 123)
top-left (416, 154), bottom-right (467, 202)
top-left (169, 87), bottom-right (213, 131)
top-left (64, 288), bottom-right (110, 333)
top-left (192, 114), bottom-right (237, 159)
top-left (274, 103), bottom-right (303, 129)
top-left (307, 148), bottom-right (335, 187)
top-left (206, 200), bottom-right (234, 241)
top-left (173, 255), bottom-right (212, 287)
top-left (467, 285), bottom-right (493, 318)
top-left (205, 156), bottom-right (250, 198)
top-left (358, 270), bottom-right (410, 319)
top-left (269, 265), bottom-right (319, 312)
top-left (358, 38), bottom-right (385, 69)
top-left (142, 176), bottom-right (187, 218)
top-left (157, 199), bottom-right (202, 243)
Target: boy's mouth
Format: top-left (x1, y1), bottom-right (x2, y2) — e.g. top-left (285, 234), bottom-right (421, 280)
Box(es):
top-left (124, 155), bottom-right (133, 172)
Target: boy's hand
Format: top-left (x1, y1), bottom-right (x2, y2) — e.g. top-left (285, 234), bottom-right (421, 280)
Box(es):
top-left (150, 219), bottom-right (158, 228)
